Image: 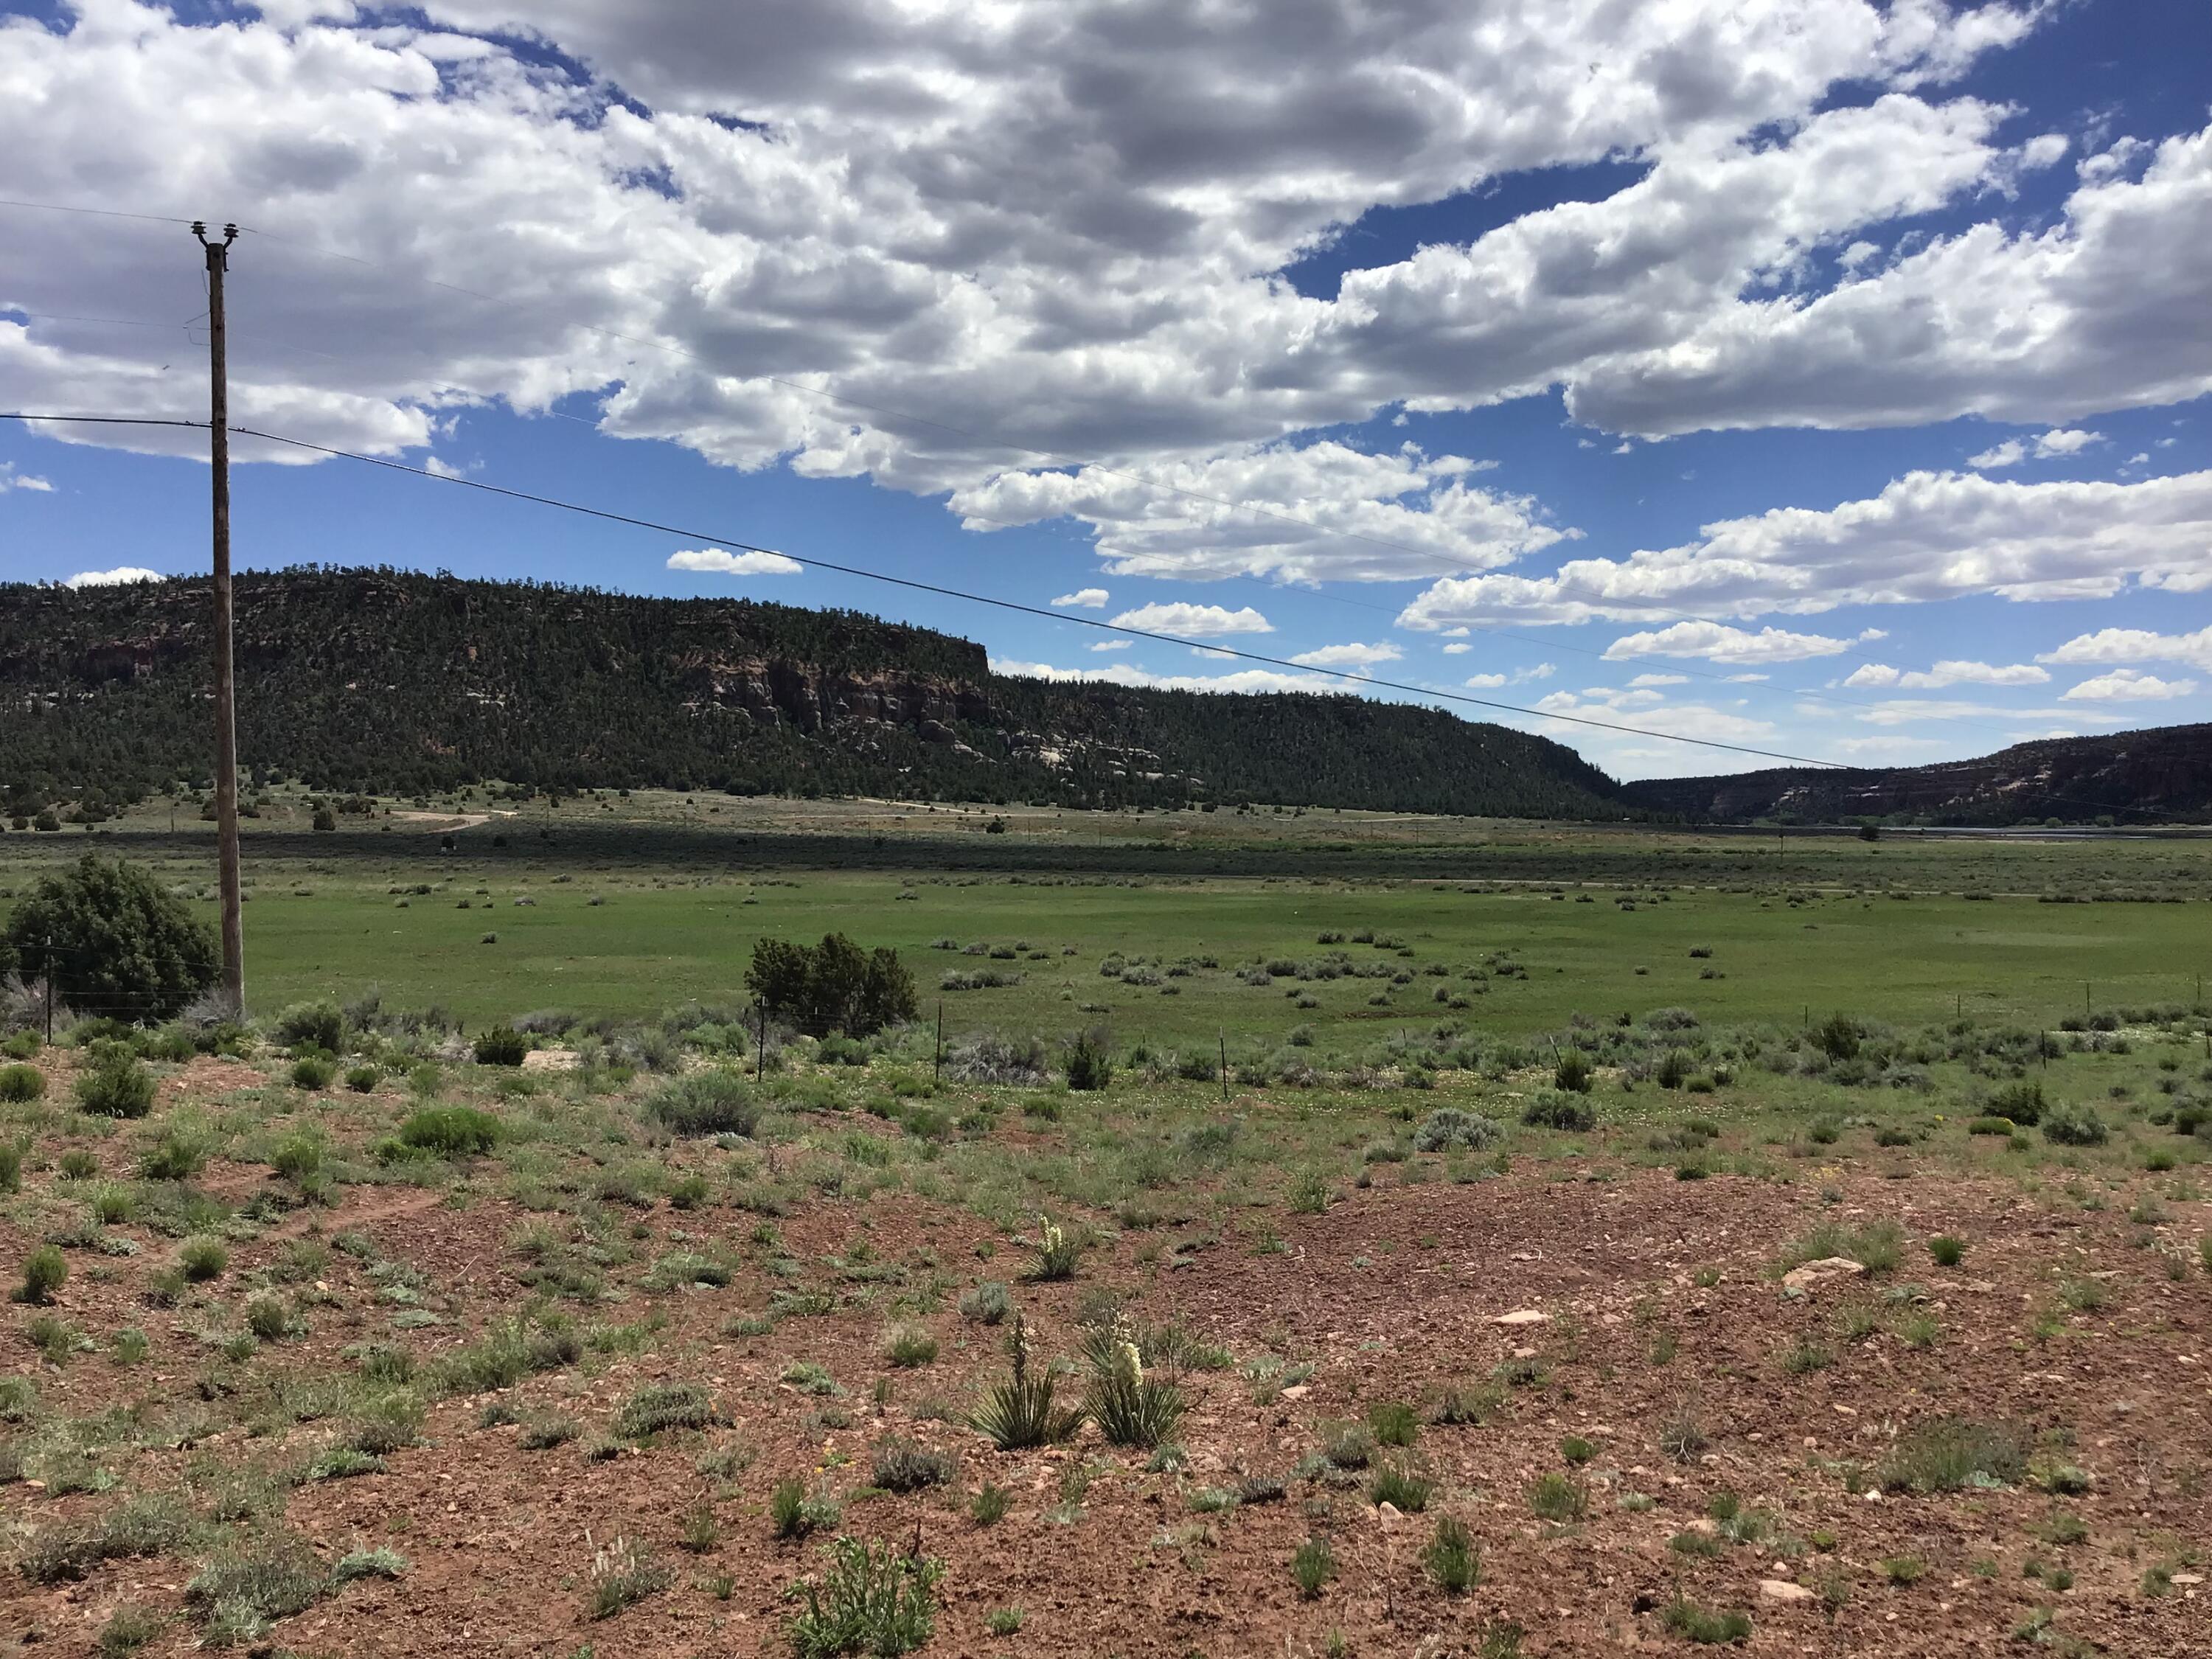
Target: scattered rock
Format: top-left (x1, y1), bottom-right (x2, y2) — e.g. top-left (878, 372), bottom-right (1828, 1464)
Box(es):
top-left (1781, 1257), bottom-right (1865, 1297)
top-left (1492, 1310), bottom-right (1549, 1326)
top-left (1759, 1579), bottom-right (1815, 1604)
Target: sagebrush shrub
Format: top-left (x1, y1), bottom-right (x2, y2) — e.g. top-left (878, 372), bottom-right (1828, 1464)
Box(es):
top-left (644, 1071), bottom-right (757, 1138)
top-left (0, 1063), bottom-right (46, 1103)
top-left (1413, 1107), bottom-right (1503, 1153)
top-left (1521, 1091), bottom-right (1595, 1131)
top-left (2041, 1105), bottom-right (2108, 1147)
top-left (75, 1054), bottom-right (155, 1119)
top-left (16, 1244), bottom-right (66, 1304)
top-left (394, 1105), bottom-right (502, 1157)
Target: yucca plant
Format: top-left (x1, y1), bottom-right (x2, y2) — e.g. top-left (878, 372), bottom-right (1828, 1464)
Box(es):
top-left (1033, 1215), bottom-right (1080, 1281)
top-left (1084, 1317), bottom-right (1185, 1449)
top-left (971, 1315), bottom-right (1083, 1451)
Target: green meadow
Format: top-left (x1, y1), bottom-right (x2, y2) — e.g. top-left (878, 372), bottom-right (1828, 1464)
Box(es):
top-left (4, 789), bottom-right (2207, 1043)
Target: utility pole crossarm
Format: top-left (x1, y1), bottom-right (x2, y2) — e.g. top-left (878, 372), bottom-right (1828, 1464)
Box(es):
top-left (192, 220), bottom-right (245, 1016)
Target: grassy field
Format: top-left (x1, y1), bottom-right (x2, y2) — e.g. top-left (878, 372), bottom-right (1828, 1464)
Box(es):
top-left (4, 790), bottom-right (2209, 1042)
top-left (4, 790), bottom-right (2212, 1657)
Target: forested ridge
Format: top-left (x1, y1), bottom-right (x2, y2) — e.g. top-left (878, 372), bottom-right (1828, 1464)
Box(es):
top-left (1, 568), bottom-right (1625, 818)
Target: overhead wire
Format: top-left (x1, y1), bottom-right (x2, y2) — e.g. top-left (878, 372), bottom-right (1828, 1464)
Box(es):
top-left (2, 409), bottom-right (1855, 771)
top-left (0, 198), bottom-right (2070, 748)
top-left (4, 410), bottom-right (2190, 820)
top-left (0, 197), bottom-right (2159, 761)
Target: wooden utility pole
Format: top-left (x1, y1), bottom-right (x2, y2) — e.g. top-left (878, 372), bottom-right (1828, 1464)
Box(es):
top-left (194, 222), bottom-right (245, 1015)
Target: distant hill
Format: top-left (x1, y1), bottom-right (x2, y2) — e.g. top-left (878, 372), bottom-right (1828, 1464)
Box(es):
top-left (1619, 725), bottom-right (2212, 825)
top-left (0, 567), bottom-right (1623, 818)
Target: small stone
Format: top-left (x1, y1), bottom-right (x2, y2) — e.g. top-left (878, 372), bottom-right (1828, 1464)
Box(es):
top-left (1376, 1502), bottom-right (1405, 1525)
top-left (1759, 1579), bottom-right (1815, 1604)
top-left (1781, 1257), bottom-right (1865, 1297)
top-left (1492, 1310), bottom-right (1549, 1326)
top-left (1280, 1385), bottom-right (1310, 1401)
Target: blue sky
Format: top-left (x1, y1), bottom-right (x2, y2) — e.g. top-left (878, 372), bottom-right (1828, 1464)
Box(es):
top-left (4, 0), bottom-right (2210, 779)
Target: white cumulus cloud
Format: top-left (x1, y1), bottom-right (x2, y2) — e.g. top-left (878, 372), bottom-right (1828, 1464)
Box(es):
top-left (2060, 668), bottom-right (2199, 702)
top-left (63, 566), bottom-right (164, 588)
top-left (1108, 602), bottom-right (1273, 637)
top-left (1051, 588), bottom-right (1108, 608)
top-left (1843, 659), bottom-right (2049, 689)
top-left (1603, 621), bottom-right (1854, 664)
top-left (2037, 625), bottom-right (2212, 672)
top-left (667, 547), bottom-right (803, 576)
top-left (1287, 641), bottom-right (1403, 669)
top-left (1966, 428), bottom-right (2103, 470)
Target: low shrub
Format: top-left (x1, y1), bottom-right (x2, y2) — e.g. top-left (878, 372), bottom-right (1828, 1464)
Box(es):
top-left (137, 1129), bottom-right (206, 1181)
top-left (644, 1071), bottom-right (758, 1138)
top-left (1291, 1537), bottom-right (1335, 1599)
top-left (1521, 1091), bottom-right (1595, 1131)
top-left (1878, 1416), bottom-right (2028, 1493)
top-left (871, 1436), bottom-right (955, 1492)
top-left (472, 1025), bottom-right (528, 1067)
top-left (74, 1054), bottom-right (155, 1119)
top-left (394, 1105), bottom-right (502, 1157)
top-left (16, 1243), bottom-right (66, 1304)
top-left (1413, 1107), bottom-right (1503, 1153)
top-left (178, 1237), bottom-right (229, 1282)
top-left (274, 1001), bottom-right (344, 1054)
top-left (1064, 1026), bottom-right (1114, 1092)
top-left (1552, 1048), bottom-right (1593, 1093)
top-left (1424, 1515), bottom-right (1480, 1593)
top-left (290, 1055), bottom-right (336, 1090)
top-left (0, 1063), bottom-right (46, 1103)
top-left (958, 1281), bottom-right (1010, 1325)
top-left (2041, 1105), bottom-right (2108, 1147)
top-left (787, 1536), bottom-right (942, 1659)
top-left (1983, 1079), bottom-right (2046, 1126)
top-left (614, 1381), bottom-right (716, 1439)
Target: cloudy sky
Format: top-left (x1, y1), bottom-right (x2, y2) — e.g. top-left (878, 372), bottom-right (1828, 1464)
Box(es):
top-left (3, 0), bottom-right (2210, 779)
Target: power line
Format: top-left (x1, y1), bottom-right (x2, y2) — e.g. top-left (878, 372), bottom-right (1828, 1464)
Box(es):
top-left (0, 198), bottom-right (200, 227)
top-left (0, 205), bottom-right (2065, 748)
top-left (217, 213), bottom-right (1994, 690)
top-left (0, 409), bottom-right (1852, 771)
top-left (0, 408), bottom-right (2191, 819)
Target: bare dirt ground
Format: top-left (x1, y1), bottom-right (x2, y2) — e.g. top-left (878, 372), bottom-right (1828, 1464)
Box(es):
top-left (7, 1100), bottom-right (2208, 1659)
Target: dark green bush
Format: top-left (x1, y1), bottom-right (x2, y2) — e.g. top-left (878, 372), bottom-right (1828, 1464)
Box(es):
top-left (745, 933), bottom-right (917, 1037)
top-left (289, 1055), bottom-right (335, 1090)
top-left (472, 1025), bottom-right (527, 1067)
top-left (17, 1243), bottom-right (66, 1304)
top-left (1064, 1026), bottom-right (1114, 1092)
top-left (0, 1063), bottom-right (48, 1103)
top-left (273, 1002), bottom-right (344, 1054)
top-left (1, 855), bottom-right (218, 1022)
top-left (1983, 1079), bottom-right (2046, 1126)
top-left (1552, 1048), bottom-right (1593, 1093)
top-left (178, 1237), bottom-right (229, 1281)
top-left (1521, 1091), bottom-right (1595, 1131)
